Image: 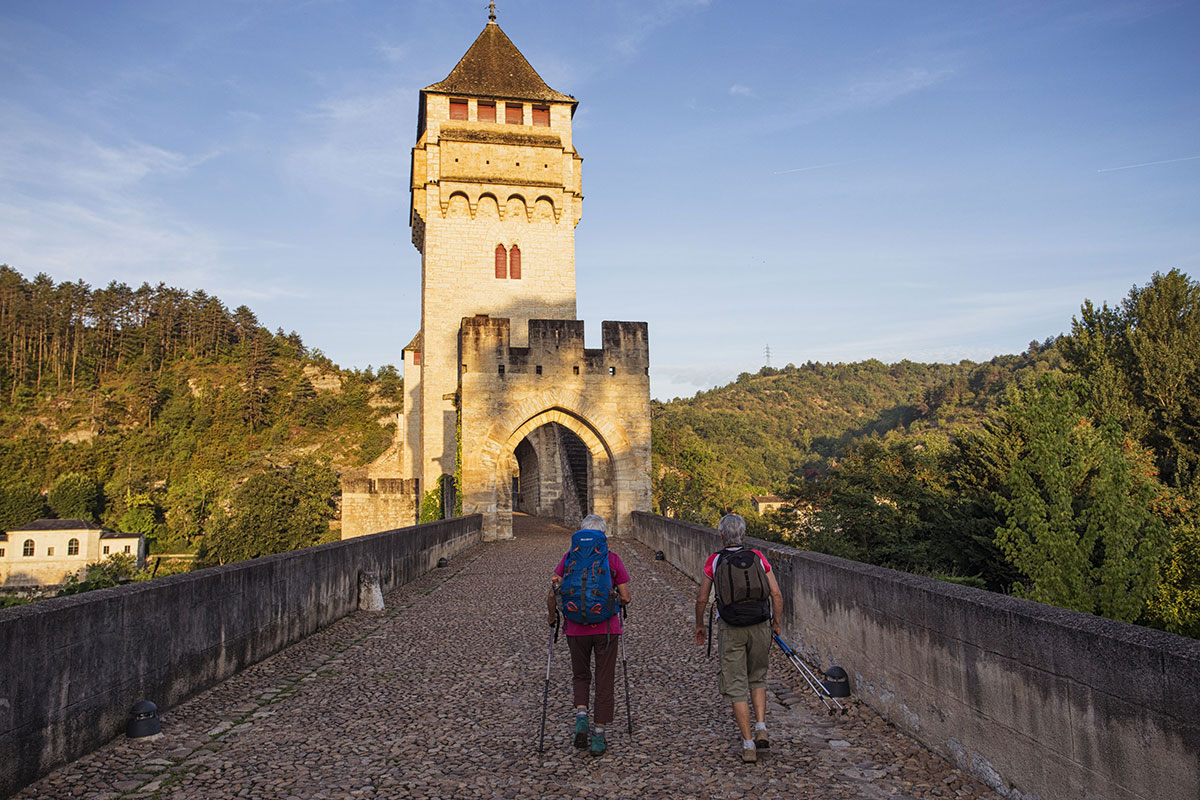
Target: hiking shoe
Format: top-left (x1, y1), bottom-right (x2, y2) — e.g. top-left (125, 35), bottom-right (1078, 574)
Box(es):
top-left (573, 716), bottom-right (589, 749)
top-left (741, 744), bottom-right (757, 763)
top-left (754, 728), bottom-right (770, 749)
top-left (589, 732), bottom-right (607, 757)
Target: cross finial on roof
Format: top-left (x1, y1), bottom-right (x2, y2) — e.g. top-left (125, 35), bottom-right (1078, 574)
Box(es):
top-left (488, 1), bottom-right (496, 22)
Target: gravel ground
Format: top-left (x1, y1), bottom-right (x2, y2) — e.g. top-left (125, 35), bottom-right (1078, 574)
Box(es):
top-left (17, 516), bottom-right (1003, 800)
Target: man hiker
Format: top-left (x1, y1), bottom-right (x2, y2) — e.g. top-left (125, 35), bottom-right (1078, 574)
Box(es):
top-left (694, 513), bottom-right (783, 763)
top-left (547, 514), bottom-right (631, 756)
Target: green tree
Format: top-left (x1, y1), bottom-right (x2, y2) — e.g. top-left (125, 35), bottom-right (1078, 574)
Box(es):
top-left (0, 483), bottom-right (47, 530)
top-left (48, 472), bottom-right (104, 521)
top-left (994, 378), bottom-right (1169, 621)
top-left (203, 458), bottom-right (337, 565)
top-left (56, 552), bottom-right (138, 596)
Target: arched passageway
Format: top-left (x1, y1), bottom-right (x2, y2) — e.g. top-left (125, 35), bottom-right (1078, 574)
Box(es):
top-left (512, 422), bottom-right (592, 529)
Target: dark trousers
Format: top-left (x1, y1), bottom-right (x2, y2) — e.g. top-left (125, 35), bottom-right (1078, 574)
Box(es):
top-left (567, 634), bottom-right (620, 724)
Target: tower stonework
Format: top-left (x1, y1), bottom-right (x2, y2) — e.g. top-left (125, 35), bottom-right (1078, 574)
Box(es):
top-left (341, 16), bottom-right (650, 541)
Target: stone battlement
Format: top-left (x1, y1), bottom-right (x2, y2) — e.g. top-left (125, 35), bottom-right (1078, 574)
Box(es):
top-left (341, 478), bottom-right (418, 495)
top-left (460, 316), bottom-right (649, 375)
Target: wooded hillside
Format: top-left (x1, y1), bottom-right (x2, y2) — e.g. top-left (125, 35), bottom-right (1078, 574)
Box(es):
top-left (0, 265), bottom-right (400, 562)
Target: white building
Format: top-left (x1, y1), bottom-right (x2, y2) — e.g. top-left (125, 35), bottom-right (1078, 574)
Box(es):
top-left (0, 519), bottom-right (146, 587)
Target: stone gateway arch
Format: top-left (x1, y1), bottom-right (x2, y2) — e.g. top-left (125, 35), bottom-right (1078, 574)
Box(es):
top-left (341, 15), bottom-right (651, 541)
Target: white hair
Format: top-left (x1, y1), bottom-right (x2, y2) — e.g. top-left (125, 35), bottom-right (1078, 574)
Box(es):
top-left (581, 514), bottom-right (606, 533)
top-left (717, 514), bottom-right (746, 546)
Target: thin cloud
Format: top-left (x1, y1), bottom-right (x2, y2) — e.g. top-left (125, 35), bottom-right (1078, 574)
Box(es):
top-left (1098, 154), bottom-right (1200, 173)
top-left (773, 160), bottom-right (858, 176)
top-left (614, 0), bottom-right (712, 58)
top-left (729, 84), bottom-right (754, 97)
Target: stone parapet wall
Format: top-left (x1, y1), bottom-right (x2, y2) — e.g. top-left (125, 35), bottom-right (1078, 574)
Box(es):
top-left (631, 512), bottom-right (1200, 800)
top-left (0, 515), bottom-right (482, 798)
top-left (341, 478), bottom-right (419, 539)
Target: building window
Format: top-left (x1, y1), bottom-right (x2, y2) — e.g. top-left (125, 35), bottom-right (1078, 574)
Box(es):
top-left (449, 98), bottom-right (468, 120)
top-left (609, 366), bottom-right (616, 376)
top-left (0, 548), bottom-right (5, 557)
top-left (532, 105), bottom-right (550, 126)
top-left (498, 364), bottom-right (505, 375)
top-left (23, 539), bottom-right (34, 557)
top-left (103, 545), bottom-right (110, 555)
top-left (68, 538), bottom-right (79, 556)
top-left (509, 245), bottom-right (521, 279)
top-left (47, 546), bottom-right (55, 556)
top-left (412, 351), bottom-right (422, 366)
top-left (573, 365), bottom-right (579, 375)
top-left (505, 103), bottom-right (523, 125)
top-left (536, 365), bottom-right (543, 375)
top-left (478, 101), bottom-right (496, 122)
top-left (495, 244), bottom-right (508, 279)
top-left (124, 545), bottom-right (131, 554)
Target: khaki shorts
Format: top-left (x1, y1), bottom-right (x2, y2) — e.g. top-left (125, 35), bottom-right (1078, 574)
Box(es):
top-left (717, 618), bottom-right (771, 702)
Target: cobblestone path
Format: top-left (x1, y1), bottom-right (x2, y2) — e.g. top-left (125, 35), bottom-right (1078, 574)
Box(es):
top-left (19, 517), bottom-right (1003, 800)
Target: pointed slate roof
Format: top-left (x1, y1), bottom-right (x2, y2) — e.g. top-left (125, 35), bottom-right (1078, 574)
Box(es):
top-left (425, 22), bottom-right (574, 104)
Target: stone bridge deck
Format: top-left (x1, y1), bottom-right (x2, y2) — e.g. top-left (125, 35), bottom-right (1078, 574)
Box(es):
top-left (17, 517), bottom-right (1002, 800)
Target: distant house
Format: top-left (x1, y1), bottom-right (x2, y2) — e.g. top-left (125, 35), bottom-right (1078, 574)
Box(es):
top-left (751, 495), bottom-right (791, 515)
top-left (0, 519), bottom-right (146, 587)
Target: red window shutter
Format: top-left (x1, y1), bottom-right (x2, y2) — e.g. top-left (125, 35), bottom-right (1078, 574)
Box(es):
top-left (495, 245), bottom-right (508, 279)
top-left (532, 106), bottom-right (549, 126)
top-left (505, 103), bottom-right (523, 125)
top-left (449, 99), bottom-right (468, 120)
top-left (413, 351), bottom-right (421, 366)
top-left (509, 245), bottom-right (521, 279)
top-left (478, 102), bottom-right (496, 123)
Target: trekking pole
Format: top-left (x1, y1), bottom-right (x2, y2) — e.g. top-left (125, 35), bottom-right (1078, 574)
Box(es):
top-left (538, 611), bottom-right (560, 753)
top-left (620, 604), bottom-right (633, 736)
top-left (773, 633), bottom-right (847, 716)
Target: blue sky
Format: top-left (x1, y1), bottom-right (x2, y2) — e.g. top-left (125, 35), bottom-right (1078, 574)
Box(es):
top-left (1, 1), bottom-right (1197, 401)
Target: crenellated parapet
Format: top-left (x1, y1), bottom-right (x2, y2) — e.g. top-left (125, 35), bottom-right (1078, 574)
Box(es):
top-left (460, 316), bottom-right (648, 377)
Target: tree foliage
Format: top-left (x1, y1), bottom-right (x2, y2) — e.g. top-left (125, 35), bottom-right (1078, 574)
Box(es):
top-left (202, 458), bottom-right (338, 565)
top-left (993, 377), bottom-right (1169, 621)
top-left (47, 472), bottom-right (103, 521)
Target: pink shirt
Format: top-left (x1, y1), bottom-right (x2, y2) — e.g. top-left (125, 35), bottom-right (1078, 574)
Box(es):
top-left (554, 551), bottom-right (630, 636)
top-left (703, 547), bottom-right (773, 581)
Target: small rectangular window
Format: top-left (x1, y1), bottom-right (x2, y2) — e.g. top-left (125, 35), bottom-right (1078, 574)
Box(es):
top-left (532, 106), bottom-right (550, 126)
top-left (413, 351), bottom-right (422, 366)
top-left (125, 545), bottom-right (131, 553)
top-left (536, 365), bottom-right (543, 375)
top-left (0, 548), bottom-right (5, 557)
top-left (103, 545), bottom-right (110, 555)
top-left (609, 366), bottom-right (616, 376)
top-left (505, 103), bottom-right (523, 125)
top-left (478, 101), bottom-right (496, 122)
top-left (47, 546), bottom-right (54, 556)
top-left (498, 364), bottom-right (506, 375)
top-left (449, 98), bottom-right (469, 120)
top-left (573, 365), bottom-right (579, 375)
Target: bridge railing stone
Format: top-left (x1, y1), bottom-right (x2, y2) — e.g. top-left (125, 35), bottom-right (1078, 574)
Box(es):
top-left (631, 511), bottom-right (1200, 800)
top-left (0, 515), bottom-right (482, 799)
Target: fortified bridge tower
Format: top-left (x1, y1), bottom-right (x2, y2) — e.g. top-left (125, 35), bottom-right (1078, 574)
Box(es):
top-left (342, 12), bottom-right (651, 540)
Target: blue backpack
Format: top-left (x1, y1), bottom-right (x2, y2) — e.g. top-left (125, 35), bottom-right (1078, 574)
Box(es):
top-left (559, 528), bottom-right (615, 625)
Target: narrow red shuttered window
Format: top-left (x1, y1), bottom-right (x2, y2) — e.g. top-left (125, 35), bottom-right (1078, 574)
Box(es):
top-left (449, 99), bottom-right (468, 120)
top-left (478, 101), bottom-right (496, 122)
top-left (509, 245), bottom-right (521, 279)
top-left (532, 106), bottom-right (549, 126)
top-left (495, 245), bottom-right (508, 279)
top-left (505, 103), bottom-right (523, 125)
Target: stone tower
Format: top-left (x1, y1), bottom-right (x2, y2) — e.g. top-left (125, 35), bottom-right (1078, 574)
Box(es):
top-left (342, 13), bottom-right (651, 541)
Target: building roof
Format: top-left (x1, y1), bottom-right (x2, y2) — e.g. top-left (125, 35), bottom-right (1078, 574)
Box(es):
top-left (424, 22), bottom-right (574, 104)
top-left (100, 530), bottom-right (142, 540)
top-left (10, 518), bottom-right (103, 532)
top-left (403, 332), bottom-right (422, 353)
top-left (752, 495), bottom-right (787, 504)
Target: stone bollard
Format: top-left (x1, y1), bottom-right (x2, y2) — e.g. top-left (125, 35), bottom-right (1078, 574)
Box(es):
top-left (358, 570), bottom-right (384, 612)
